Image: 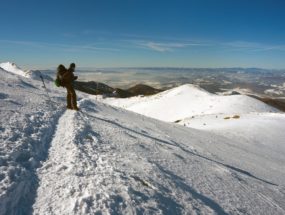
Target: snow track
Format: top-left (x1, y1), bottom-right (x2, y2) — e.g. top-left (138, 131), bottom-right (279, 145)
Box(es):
top-left (33, 104), bottom-right (133, 214)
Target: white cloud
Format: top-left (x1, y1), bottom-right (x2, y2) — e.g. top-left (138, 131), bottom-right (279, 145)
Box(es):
top-left (137, 41), bottom-right (203, 52)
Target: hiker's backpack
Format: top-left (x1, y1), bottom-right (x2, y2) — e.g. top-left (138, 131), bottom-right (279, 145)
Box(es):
top-left (54, 78), bottom-right (61, 87)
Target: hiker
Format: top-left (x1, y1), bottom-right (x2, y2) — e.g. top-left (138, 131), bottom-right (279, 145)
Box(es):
top-left (56, 63), bottom-right (79, 111)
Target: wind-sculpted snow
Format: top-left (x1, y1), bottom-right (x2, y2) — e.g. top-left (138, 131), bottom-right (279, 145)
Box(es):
top-left (1, 67), bottom-right (285, 214)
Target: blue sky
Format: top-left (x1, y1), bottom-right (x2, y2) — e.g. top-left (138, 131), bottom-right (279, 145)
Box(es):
top-left (0, 0), bottom-right (285, 69)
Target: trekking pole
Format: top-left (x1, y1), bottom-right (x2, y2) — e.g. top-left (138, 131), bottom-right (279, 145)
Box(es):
top-left (39, 72), bottom-right (56, 109)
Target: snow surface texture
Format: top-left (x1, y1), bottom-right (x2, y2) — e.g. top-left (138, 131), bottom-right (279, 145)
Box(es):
top-left (0, 64), bottom-right (285, 214)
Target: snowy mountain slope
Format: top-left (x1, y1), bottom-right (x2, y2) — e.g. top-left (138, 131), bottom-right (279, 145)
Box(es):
top-left (1, 67), bottom-right (285, 214)
top-left (0, 62), bottom-right (27, 77)
top-left (0, 62), bottom-right (52, 81)
top-left (32, 99), bottom-right (285, 215)
top-left (177, 112), bottom-right (285, 181)
top-left (101, 84), bottom-right (279, 122)
top-left (0, 68), bottom-right (66, 215)
top-left (101, 83), bottom-right (285, 185)
top-left (100, 83), bottom-right (285, 181)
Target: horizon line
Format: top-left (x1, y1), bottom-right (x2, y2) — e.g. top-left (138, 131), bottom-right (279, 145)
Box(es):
top-left (1, 61), bottom-right (284, 71)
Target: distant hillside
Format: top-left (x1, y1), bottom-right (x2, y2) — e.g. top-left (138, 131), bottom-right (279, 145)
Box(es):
top-left (127, 84), bottom-right (162, 96)
top-left (101, 84), bottom-right (280, 122)
top-left (249, 95), bottom-right (285, 112)
top-left (73, 81), bottom-right (162, 98)
top-left (113, 88), bottom-right (134, 98)
top-left (73, 81), bottom-right (114, 95)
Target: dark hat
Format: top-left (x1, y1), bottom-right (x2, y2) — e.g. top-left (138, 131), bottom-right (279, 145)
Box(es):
top-left (57, 64), bottom-right (66, 72)
top-left (70, 63), bottom-right (76, 68)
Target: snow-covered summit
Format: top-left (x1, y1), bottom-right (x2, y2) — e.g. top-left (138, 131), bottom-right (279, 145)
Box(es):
top-left (0, 62), bottom-right (52, 81)
top-left (0, 62), bottom-right (27, 77)
top-left (101, 84), bottom-right (279, 122)
top-left (159, 84), bottom-right (213, 98)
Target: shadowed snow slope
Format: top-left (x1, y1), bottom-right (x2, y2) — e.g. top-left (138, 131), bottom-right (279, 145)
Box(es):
top-left (0, 68), bottom-right (285, 215)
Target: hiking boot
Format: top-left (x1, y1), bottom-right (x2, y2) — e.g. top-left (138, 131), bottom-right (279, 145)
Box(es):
top-left (73, 107), bottom-right (80, 111)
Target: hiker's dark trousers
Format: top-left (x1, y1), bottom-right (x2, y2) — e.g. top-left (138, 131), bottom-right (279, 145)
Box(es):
top-left (65, 83), bottom-right (77, 108)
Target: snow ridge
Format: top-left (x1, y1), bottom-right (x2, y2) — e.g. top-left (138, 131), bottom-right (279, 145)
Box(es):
top-left (0, 62), bottom-right (26, 77)
top-left (0, 62), bottom-right (52, 81)
top-left (101, 84), bottom-right (279, 122)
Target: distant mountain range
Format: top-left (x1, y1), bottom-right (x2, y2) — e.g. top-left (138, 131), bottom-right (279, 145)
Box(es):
top-left (74, 80), bottom-right (285, 112)
top-left (73, 81), bottom-right (162, 98)
top-left (1, 61), bottom-right (284, 111)
top-left (249, 95), bottom-right (285, 112)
